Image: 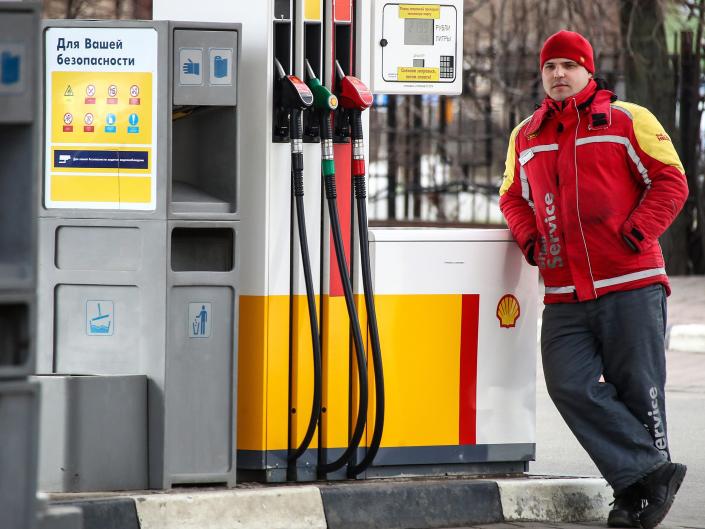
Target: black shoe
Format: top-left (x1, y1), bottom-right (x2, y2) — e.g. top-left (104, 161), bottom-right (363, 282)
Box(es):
top-left (607, 484), bottom-right (643, 528)
top-left (639, 462), bottom-right (687, 529)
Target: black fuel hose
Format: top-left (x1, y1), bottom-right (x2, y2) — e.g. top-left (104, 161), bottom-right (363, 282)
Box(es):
top-left (288, 108), bottom-right (323, 463)
top-left (317, 110), bottom-right (370, 476)
top-left (348, 110), bottom-right (385, 477)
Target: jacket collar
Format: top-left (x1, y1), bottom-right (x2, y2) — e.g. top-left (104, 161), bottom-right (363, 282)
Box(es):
top-left (524, 79), bottom-right (615, 137)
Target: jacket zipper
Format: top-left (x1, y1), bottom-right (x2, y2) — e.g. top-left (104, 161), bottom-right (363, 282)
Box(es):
top-left (572, 98), bottom-right (597, 298)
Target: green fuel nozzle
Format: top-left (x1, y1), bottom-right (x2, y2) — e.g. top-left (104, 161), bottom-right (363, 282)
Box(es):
top-left (305, 59), bottom-right (338, 112)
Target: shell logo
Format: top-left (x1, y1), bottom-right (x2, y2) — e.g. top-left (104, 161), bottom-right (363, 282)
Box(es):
top-left (496, 294), bottom-right (520, 328)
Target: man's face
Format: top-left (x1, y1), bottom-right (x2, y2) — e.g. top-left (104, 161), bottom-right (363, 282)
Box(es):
top-left (541, 58), bottom-right (592, 101)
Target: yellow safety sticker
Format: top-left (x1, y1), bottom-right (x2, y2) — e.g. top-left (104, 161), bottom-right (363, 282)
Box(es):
top-left (51, 71), bottom-right (153, 146)
top-left (398, 67), bottom-right (440, 82)
top-left (399, 4), bottom-right (441, 19)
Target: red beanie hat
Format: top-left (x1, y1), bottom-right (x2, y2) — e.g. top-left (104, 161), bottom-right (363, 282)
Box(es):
top-left (540, 30), bottom-right (594, 74)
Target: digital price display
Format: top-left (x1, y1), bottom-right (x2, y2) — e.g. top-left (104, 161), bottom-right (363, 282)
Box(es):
top-left (404, 18), bottom-right (433, 46)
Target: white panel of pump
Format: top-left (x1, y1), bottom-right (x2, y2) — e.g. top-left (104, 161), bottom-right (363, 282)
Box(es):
top-left (370, 0), bottom-right (462, 95)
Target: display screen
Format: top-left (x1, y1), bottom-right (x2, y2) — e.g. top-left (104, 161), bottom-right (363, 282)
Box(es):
top-left (404, 18), bottom-right (433, 45)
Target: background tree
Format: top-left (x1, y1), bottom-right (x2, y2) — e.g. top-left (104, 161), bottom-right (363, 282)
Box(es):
top-left (620, 0), bottom-right (705, 274)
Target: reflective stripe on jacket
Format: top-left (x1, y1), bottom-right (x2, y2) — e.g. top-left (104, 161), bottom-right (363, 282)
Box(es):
top-left (499, 80), bottom-right (688, 304)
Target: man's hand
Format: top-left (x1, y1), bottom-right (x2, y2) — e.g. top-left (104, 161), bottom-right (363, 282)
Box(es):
top-left (524, 238), bottom-right (537, 265)
top-left (621, 224), bottom-right (644, 253)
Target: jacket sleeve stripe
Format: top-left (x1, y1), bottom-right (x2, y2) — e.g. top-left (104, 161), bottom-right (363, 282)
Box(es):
top-left (613, 102), bottom-right (685, 174)
top-left (545, 267), bottom-right (667, 294)
top-left (499, 117), bottom-right (532, 197)
top-left (576, 135), bottom-right (651, 186)
top-left (611, 104), bottom-right (632, 120)
top-left (519, 167), bottom-right (534, 210)
top-left (519, 144), bottom-right (558, 159)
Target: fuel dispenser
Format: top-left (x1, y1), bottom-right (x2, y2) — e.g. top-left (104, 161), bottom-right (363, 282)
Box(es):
top-left (35, 20), bottom-right (241, 490)
top-left (0, 3), bottom-right (41, 527)
top-left (355, 0), bottom-right (537, 478)
top-left (155, 0), bottom-right (538, 483)
top-left (155, 0), bottom-right (372, 482)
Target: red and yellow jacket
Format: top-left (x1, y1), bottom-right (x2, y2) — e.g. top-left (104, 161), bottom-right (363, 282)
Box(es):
top-left (500, 80), bottom-right (688, 303)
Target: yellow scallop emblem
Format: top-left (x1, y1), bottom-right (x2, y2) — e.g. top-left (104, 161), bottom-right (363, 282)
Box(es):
top-left (496, 294), bottom-right (520, 328)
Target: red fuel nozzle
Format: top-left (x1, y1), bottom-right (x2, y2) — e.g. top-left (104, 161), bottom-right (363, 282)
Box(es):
top-left (334, 60), bottom-right (373, 112)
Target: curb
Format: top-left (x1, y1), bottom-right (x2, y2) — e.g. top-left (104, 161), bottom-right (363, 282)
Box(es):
top-left (55, 498), bottom-right (139, 529)
top-left (666, 324), bottom-right (705, 353)
top-left (134, 487), bottom-right (327, 529)
top-left (319, 479), bottom-right (501, 529)
top-left (52, 476), bottom-right (612, 529)
top-left (497, 478), bottom-right (610, 522)
top-left (36, 505), bottom-right (84, 529)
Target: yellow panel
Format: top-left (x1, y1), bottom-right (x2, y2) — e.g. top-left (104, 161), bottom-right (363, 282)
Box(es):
top-left (290, 294), bottom-right (320, 449)
top-left (399, 4), bottom-right (440, 19)
top-left (304, 0), bottom-right (321, 21)
top-left (354, 294), bottom-right (369, 447)
top-left (119, 177), bottom-right (151, 203)
top-left (238, 295), bottom-right (334, 453)
top-left (320, 296), bottom-right (353, 449)
top-left (265, 295), bottom-right (291, 451)
top-left (375, 294), bottom-right (462, 447)
top-left (51, 175), bottom-right (120, 202)
top-left (238, 293), bottom-right (463, 453)
top-left (236, 296), bottom-right (270, 450)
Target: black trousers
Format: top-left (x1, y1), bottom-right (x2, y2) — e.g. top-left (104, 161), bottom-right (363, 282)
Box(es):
top-left (541, 284), bottom-right (670, 492)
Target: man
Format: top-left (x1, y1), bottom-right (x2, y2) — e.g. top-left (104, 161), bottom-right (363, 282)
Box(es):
top-left (499, 30), bottom-right (688, 529)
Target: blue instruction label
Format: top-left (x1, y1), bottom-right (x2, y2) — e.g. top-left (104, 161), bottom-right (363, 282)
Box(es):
top-left (86, 300), bottom-right (114, 336)
top-left (54, 150), bottom-right (149, 170)
top-left (209, 48), bottom-right (233, 85)
top-left (0, 43), bottom-right (25, 94)
top-left (188, 302), bottom-right (211, 338)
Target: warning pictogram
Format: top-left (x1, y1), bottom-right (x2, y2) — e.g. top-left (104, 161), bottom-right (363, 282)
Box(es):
top-left (64, 85), bottom-right (74, 96)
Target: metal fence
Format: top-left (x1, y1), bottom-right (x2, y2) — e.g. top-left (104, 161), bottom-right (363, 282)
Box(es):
top-left (368, 0), bottom-right (623, 226)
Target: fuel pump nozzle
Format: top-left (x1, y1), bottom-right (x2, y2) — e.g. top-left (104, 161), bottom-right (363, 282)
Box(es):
top-left (304, 59), bottom-right (337, 178)
top-left (275, 58), bottom-right (314, 112)
top-left (334, 60), bottom-right (373, 183)
top-left (305, 60), bottom-right (338, 113)
top-left (273, 58), bottom-right (322, 472)
top-left (334, 60), bottom-right (373, 113)
top-left (331, 62), bottom-right (385, 478)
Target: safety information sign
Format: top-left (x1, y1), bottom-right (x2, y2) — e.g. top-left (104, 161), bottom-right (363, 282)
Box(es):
top-left (44, 27), bottom-right (158, 210)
